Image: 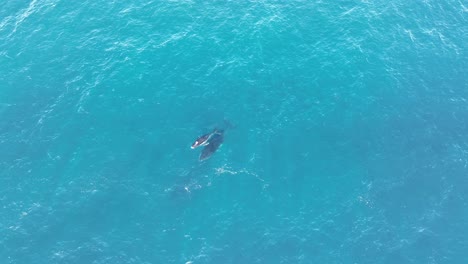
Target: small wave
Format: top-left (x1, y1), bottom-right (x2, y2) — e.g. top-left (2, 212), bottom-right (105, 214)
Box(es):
top-left (154, 31), bottom-right (189, 49)
top-left (12, 0), bottom-right (39, 33)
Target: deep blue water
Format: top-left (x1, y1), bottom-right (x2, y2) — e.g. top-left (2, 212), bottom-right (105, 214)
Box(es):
top-left (1, 0), bottom-right (467, 263)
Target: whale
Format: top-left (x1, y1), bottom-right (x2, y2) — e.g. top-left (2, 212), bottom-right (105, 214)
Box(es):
top-left (191, 129), bottom-right (217, 149)
top-left (191, 120), bottom-right (233, 161)
top-left (199, 130), bottom-right (224, 161)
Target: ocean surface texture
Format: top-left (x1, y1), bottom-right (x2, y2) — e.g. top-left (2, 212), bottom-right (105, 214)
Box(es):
top-left (1, 0), bottom-right (467, 263)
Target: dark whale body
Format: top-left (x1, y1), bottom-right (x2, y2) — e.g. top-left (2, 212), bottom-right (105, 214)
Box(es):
top-left (199, 130), bottom-right (224, 161)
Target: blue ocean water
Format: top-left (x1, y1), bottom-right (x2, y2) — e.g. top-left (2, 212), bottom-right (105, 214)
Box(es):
top-left (1, 0), bottom-right (467, 263)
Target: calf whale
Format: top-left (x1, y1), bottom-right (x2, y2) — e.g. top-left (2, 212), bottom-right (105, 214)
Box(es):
top-left (191, 129), bottom-right (217, 149)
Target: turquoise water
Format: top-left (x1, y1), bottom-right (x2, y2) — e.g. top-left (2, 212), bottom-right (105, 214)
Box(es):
top-left (1, 0), bottom-right (467, 263)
